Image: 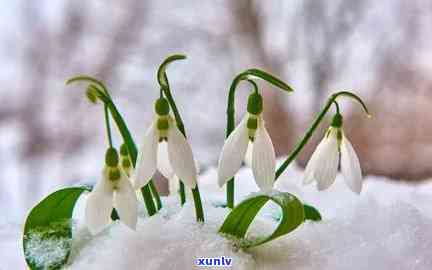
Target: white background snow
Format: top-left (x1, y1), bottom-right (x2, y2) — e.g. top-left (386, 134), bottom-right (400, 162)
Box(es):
top-left (2, 161), bottom-right (432, 269)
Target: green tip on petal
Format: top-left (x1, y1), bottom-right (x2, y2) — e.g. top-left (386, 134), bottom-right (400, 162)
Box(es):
top-left (108, 168), bottom-right (121, 181)
top-left (155, 97), bottom-right (170, 116)
top-left (122, 158), bottom-right (131, 168)
top-left (247, 92), bottom-right (263, 115)
top-left (105, 147), bottom-right (119, 167)
top-left (157, 118), bottom-right (169, 130)
top-left (247, 117), bottom-right (258, 130)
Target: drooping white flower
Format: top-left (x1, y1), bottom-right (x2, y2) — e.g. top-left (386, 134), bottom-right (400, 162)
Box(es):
top-left (304, 114), bottom-right (363, 193)
top-left (85, 149), bottom-right (138, 235)
top-left (133, 98), bottom-right (198, 190)
top-left (218, 92), bottom-right (276, 191)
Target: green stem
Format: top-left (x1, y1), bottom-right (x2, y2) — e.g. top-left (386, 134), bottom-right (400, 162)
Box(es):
top-left (149, 181), bottom-right (162, 210)
top-left (333, 101), bottom-right (340, 114)
top-left (179, 181), bottom-right (186, 205)
top-left (275, 91), bottom-right (370, 180)
top-left (226, 179), bottom-right (234, 209)
top-left (161, 69), bottom-right (204, 222)
top-left (225, 69), bottom-right (294, 208)
top-left (104, 105), bottom-right (113, 147)
top-left (191, 187), bottom-right (204, 222)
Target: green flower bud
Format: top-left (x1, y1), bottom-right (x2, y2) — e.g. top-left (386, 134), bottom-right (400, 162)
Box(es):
top-left (108, 168), bottom-right (121, 181)
top-left (105, 147), bottom-right (119, 167)
top-left (86, 86), bottom-right (98, 104)
top-left (155, 97), bottom-right (170, 116)
top-left (247, 92), bottom-right (263, 115)
top-left (120, 143), bottom-right (129, 156)
top-left (331, 113), bottom-right (343, 128)
top-left (157, 117), bottom-right (169, 130)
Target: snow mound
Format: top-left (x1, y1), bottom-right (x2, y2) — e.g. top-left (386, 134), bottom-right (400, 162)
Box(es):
top-left (3, 163), bottom-right (432, 269)
top-left (64, 164), bottom-right (432, 270)
top-left (67, 199), bottom-right (254, 270)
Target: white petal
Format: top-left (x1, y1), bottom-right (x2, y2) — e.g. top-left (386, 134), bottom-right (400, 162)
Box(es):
top-left (217, 116), bottom-right (249, 187)
top-left (157, 141), bottom-right (175, 179)
top-left (314, 132), bottom-right (340, 190)
top-left (168, 175), bottom-right (180, 196)
top-left (93, 168), bottom-right (115, 194)
top-left (167, 124), bottom-right (197, 189)
top-left (133, 121), bottom-right (158, 189)
top-left (340, 135), bottom-right (363, 194)
top-left (244, 142), bottom-right (253, 168)
top-left (303, 138), bottom-right (327, 185)
top-left (252, 117), bottom-right (276, 191)
top-left (85, 176), bottom-right (113, 235)
top-left (114, 173), bottom-right (138, 230)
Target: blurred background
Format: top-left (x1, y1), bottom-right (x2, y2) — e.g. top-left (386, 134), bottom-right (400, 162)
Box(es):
top-left (1, 0), bottom-right (431, 221)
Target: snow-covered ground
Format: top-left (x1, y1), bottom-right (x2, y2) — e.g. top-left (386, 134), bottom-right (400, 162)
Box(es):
top-left (2, 162), bottom-right (432, 269)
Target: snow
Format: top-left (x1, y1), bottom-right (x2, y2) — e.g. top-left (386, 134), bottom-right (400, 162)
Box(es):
top-left (23, 220), bottom-right (72, 269)
top-left (2, 163), bottom-right (432, 269)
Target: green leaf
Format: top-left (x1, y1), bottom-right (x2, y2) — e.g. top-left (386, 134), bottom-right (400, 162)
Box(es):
top-left (23, 186), bottom-right (89, 270)
top-left (303, 203), bottom-right (322, 221)
top-left (219, 191), bottom-right (305, 248)
top-left (157, 54), bottom-right (187, 89)
top-left (242, 69), bottom-right (294, 92)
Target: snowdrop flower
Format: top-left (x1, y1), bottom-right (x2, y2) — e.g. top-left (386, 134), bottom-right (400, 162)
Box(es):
top-left (85, 148), bottom-right (138, 235)
top-left (133, 97), bottom-right (197, 190)
top-left (218, 92), bottom-right (276, 191)
top-left (304, 113), bottom-right (362, 193)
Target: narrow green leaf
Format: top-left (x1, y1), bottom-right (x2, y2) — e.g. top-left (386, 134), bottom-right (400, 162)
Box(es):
top-left (303, 203), bottom-right (322, 221)
top-left (242, 69), bottom-right (294, 92)
top-left (219, 191), bottom-right (305, 248)
top-left (23, 186), bottom-right (89, 270)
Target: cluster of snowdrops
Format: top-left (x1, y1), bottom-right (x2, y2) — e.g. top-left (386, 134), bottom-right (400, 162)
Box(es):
top-left (22, 54), bottom-right (370, 269)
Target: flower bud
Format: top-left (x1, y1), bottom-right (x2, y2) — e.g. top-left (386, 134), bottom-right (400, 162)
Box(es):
top-left (105, 147), bottom-right (119, 167)
top-left (331, 113), bottom-right (343, 128)
top-left (120, 143), bottom-right (129, 156)
top-left (247, 92), bottom-right (263, 115)
top-left (155, 97), bottom-right (170, 116)
top-left (86, 86), bottom-right (99, 104)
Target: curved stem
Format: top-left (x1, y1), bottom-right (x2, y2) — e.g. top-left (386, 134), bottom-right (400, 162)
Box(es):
top-left (161, 71), bottom-right (205, 222)
top-left (67, 75), bottom-right (111, 98)
top-left (225, 70), bottom-right (294, 209)
top-left (333, 101), bottom-right (340, 114)
top-left (157, 54), bottom-right (186, 90)
top-left (247, 79), bottom-right (259, 94)
top-left (104, 105), bottom-right (113, 148)
top-left (275, 91), bottom-right (370, 180)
